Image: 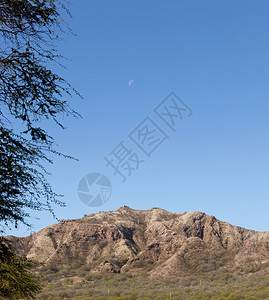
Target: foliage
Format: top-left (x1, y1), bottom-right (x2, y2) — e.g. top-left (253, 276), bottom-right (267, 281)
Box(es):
top-left (0, 0), bottom-right (80, 298)
top-left (0, 0), bottom-right (81, 230)
top-left (36, 263), bottom-right (269, 299)
top-left (0, 238), bottom-right (41, 299)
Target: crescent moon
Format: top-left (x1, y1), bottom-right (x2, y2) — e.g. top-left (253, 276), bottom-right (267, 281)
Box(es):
top-left (128, 80), bottom-right (134, 86)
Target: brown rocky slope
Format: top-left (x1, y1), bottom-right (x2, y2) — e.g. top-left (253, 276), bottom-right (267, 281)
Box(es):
top-left (6, 206), bottom-right (269, 278)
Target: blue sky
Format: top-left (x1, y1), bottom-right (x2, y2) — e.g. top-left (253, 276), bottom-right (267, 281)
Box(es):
top-left (9, 0), bottom-right (269, 236)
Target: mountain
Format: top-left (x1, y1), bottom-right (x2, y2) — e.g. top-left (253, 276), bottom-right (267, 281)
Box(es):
top-left (6, 206), bottom-right (269, 279)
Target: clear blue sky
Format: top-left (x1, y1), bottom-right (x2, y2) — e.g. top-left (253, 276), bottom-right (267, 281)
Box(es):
top-left (10, 0), bottom-right (269, 236)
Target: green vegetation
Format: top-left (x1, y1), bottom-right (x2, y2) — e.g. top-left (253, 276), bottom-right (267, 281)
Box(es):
top-left (0, 239), bottom-right (41, 299)
top-left (0, 0), bottom-right (79, 297)
top-left (0, 0), bottom-right (79, 231)
top-left (36, 264), bottom-right (269, 299)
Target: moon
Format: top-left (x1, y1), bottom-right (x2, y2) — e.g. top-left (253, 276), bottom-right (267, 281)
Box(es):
top-left (128, 80), bottom-right (134, 87)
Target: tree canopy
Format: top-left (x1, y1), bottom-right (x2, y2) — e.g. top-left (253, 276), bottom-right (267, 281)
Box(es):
top-left (0, 0), bottom-right (81, 230)
top-left (0, 0), bottom-right (81, 297)
top-left (0, 238), bottom-right (42, 299)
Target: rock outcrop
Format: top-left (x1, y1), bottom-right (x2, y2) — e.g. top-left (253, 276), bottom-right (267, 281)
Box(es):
top-left (6, 206), bottom-right (269, 278)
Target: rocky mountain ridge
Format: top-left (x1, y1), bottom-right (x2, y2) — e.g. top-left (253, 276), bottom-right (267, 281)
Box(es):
top-left (7, 206), bottom-right (269, 278)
